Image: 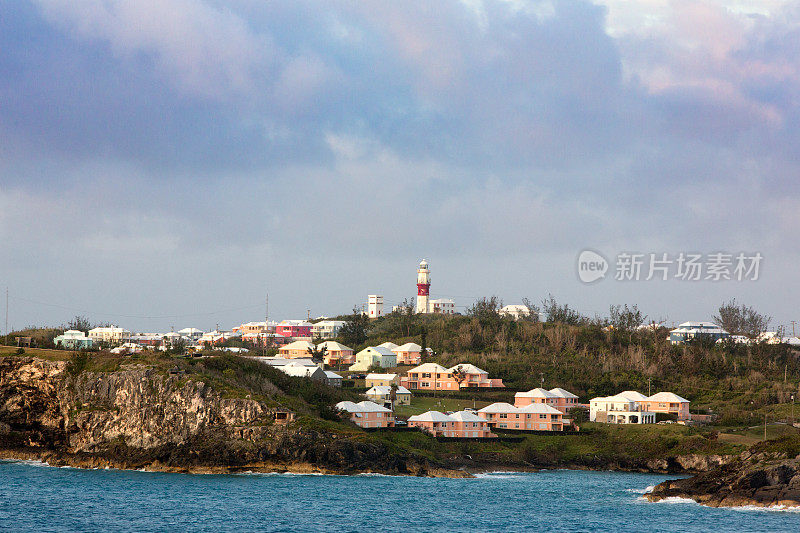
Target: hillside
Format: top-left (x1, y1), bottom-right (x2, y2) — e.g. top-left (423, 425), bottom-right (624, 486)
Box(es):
top-left (343, 310), bottom-right (800, 425)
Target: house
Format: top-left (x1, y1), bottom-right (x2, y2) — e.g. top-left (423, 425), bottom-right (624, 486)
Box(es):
top-left (128, 334), bottom-right (162, 347)
top-left (392, 342), bottom-right (422, 365)
top-left (348, 346), bottom-right (397, 371)
top-left (478, 403), bottom-right (565, 431)
top-left (499, 305), bottom-right (531, 320)
top-left (400, 362), bottom-right (504, 391)
top-left (589, 391), bottom-right (656, 424)
top-left (377, 341), bottom-right (399, 350)
top-left (447, 363), bottom-right (504, 388)
top-left (365, 373), bottom-right (400, 388)
top-left (324, 370), bottom-right (343, 388)
top-left (335, 401), bottom-right (395, 428)
top-left (110, 342), bottom-right (144, 355)
top-left (278, 361), bottom-right (327, 381)
top-left (428, 299), bottom-right (456, 314)
top-left (88, 326), bottom-right (130, 345)
top-left (515, 387), bottom-right (578, 413)
top-left (232, 321), bottom-right (277, 335)
top-left (53, 330), bottom-right (94, 350)
top-left (644, 392), bottom-right (691, 421)
top-left (311, 320), bottom-right (346, 339)
top-left (367, 295), bottom-right (384, 318)
top-left (669, 322), bottom-right (729, 344)
top-left (408, 410), bottom-right (494, 438)
top-left (278, 340), bottom-right (316, 358)
top-left (365, 385), bottom-right (412, 405)
top-left (276, 320), bottom-right (312, 339)
top-left (177, 327), bottom-right (204, 341)
top-left (317, 341), bottom-right (354, 366)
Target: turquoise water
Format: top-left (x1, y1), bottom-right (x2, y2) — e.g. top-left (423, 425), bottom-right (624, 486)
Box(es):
top-left (2, 461), bottom-right (800, 532)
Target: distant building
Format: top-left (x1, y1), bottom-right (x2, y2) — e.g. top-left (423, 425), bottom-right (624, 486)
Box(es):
top-left (276, 320), bottom-right (312, 339)
top-left (477, 403), bottom-right (565, 431)
top-left (500, 305), bottom-right (531, 320)
top-left (279, 361), bottom-right (328, 382)
top-left (335, 401), bottom-right (395, 428)
top-left (428, 299), bottom-right (456, 315)
top-left (514, 387), bottom-right (579, 414)
top-left (278, 340), bottom-right (316, 359)
top-left (367, 295), bottom-right (384, 319)
top-left (232, 321), bottom-right (278, 335)
top-left (324, 370), bottom-right (343, 388)
top-left (409, 410), bottom-right (494, 438)
top-left (589, 391), bottom-right (657, 424)
top-left (669, 322), bottom-right (729, 344)
top-left (392, 342), bottom-right (423, 365)
top-left (348, 346), bottom-right (397, 371)
top-left (53, 330), bottom-right (94, 350)
top-left (317, 341), bottom-right (355, 366)
top-left (644, 392), bottom-right (691, 421)
top-left (365, 373), bottom-right (400, 388)
top-left (88, 326), bottom-right (130, 346)
top-left (400, 362), bottom-right (504, 391)
top-left (365, 385), bottom-right (412, 406)
top-left (311, 320), bottom-right (346, 339)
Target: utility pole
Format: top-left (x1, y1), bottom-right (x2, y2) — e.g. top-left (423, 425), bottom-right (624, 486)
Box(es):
top-left (265, 294), bottom-right (269, 356)
top-left (4, 287), bottom-right (8, 347)
top-left (792, 321), bottom-right (797, 337)
top-left (540, 372), bottom-right (544, 388)
top-left (648, 377), bottom-right (652, 397)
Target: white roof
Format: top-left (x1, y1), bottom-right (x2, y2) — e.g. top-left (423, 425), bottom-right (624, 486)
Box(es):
top-left (281, 365), bottom-right (325, 378)
top-left (408, 411), bottom-right (454, 423)
top-left (378, 342), bottom-right (399, 350)
top-left (448, 410), bottom-right (485, 422)
top-left (517, 403), bottom-right (563, 414)
top-left (336, 400), bottom-right (392, 413)
top-left (393, 342), bottom-right (422, 352)
top-left (317, 341), bottom-right (352, 352)
top-left (279, 340), bottom-right (315, 351)
top-left (251, 357), bottom-right (317, 368)
top-left (617, 390), bottom-right (649, 402)
top-left (356, 346), bottom-right (397, 357)
top-left (408, 362), bottom-right (449, 373)
top-left (515, 388), bottom-right (557, 399)
top-left (648, 392), bottom-right (689, 403)
top-left (448, 363), bottom-right (487, 374)
top-left (477, 402), bottom-right (516, 414)
top-left (178, 328), bottom-right (203, 334)
top-left (324, 371), bottom-right (342, 379)
top-left (366, 385), bottom-right (411, 396)
top-left (549, 387), bottom-right (578, 399)
top-left (365, 373), bottom-right (398, 380)
top-left (500, 305), bottom-right (530, 314)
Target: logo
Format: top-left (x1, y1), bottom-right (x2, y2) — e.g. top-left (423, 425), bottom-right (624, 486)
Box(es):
top-left (577, 250), bottom-right (608, 283)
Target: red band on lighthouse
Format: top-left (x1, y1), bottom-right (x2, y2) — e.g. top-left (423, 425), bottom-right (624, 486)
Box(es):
top-left (417, 283), bottom-right (430, 296)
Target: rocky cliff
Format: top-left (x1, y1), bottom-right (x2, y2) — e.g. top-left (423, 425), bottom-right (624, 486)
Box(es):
top-left (0, 356), bottom-right (450, 476)
top-left (647, 447), bottom-right (800, 508)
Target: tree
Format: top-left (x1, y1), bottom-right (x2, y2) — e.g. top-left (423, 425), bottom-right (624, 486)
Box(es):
top-left (609, 304), bottom-right (646, 341)
top-left (713, 299), bottom-right (771, 339)
top-left (67, 315), bottom-right (92, 333)
top-left (451, 365), bottom-right (468, 389)
top-left (520, 298), bottom-right (541, 322)
top-left (306, 344), bottom-right (328, 364)
top-left (338, 306), bottom-right (369, 347)
top-left (541, 294), bottom-right (586, 325)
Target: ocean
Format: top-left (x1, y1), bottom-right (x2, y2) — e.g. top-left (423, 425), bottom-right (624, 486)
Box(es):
top-left (1, 460), bottom-right (799, 532)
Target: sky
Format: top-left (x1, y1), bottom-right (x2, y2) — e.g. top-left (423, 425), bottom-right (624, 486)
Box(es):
top-left (1, 0), bottom-right (799, 333)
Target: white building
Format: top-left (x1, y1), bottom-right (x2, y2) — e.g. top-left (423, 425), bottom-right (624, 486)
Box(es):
top-left (500, 305), bottom-right (531, 320)
top-left (88, 326), bottom-right (131, 345)
top-left (589, 391), bottom-right (656, 424)
top-left (367, 295), bottom-right (384, 318)
top-left (429, 299), bottom-right (456, 315)
top-left (311, 320), bottom-right (346, 339)
top-left (669, 322), bottom-right (729, 344)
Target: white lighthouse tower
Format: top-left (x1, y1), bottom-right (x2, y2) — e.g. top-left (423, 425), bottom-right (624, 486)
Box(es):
top-left (416, 259), bottom-right (431, 314)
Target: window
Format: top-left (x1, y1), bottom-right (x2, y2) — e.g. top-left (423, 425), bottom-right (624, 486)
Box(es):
top-left (499, 423), bottom-right (507, 428)
top-left (526, 414), bottom-right (531, 419)
top-left (515, 414), bottom-right (519, 418)
top-left (422, 373), bottom-right (431, 378)
top-left (499, 413), bottom-right (507, 419)
top-left (539, 414), bottom-right (546, 419)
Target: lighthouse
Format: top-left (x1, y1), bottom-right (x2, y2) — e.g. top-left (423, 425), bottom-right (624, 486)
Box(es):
top-left (416, 259), bottom-right (431, 314)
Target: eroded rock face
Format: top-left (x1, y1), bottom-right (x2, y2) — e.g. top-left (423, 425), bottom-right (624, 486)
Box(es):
top-left (647, 452), bottom-right (800, 508)
top-left (0, 357), bottom-right (431, 475)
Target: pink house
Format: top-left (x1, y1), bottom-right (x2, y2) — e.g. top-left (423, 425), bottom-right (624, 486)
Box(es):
top-left (408, 410), bottom-right (494, 438)
top-left (515, 387), bottom-right (578, 413)
top-left (317, 341), bottom-right (355, 366)
top-left (392, 342), bottom-right (423, 365)
top-left (478, 402), bottom-right (564, 431)
top-left (335, 401), bottom-right (395, 428)
top-left (644, 392), bottom-right (691, 421)
top-left (276, 320), bottom-right (312, 338)
top-left (400, 363), bottom-right (505, 391)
